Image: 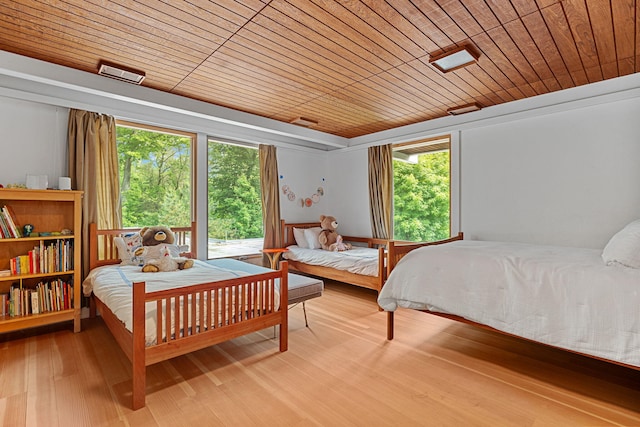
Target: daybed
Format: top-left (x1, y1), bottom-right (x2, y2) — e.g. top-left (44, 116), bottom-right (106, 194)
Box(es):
top-left (379, 226), bottom-right (640, 370)
top-left (280, 220), bottom-right (389, 293)
top-left (84, 223), bottom-right (288, 409)
top-left (206, 257), bottom-right (324, 327)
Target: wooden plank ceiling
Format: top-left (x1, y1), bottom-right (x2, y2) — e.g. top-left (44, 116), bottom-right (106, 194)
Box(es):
top-left (0, 0), bottom-right (637, 138)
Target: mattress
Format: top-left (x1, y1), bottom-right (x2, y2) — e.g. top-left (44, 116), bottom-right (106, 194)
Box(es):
top-left (378, 240), bottom-right (640, 368)
top-left (284, 245), bottom-right (380, 276)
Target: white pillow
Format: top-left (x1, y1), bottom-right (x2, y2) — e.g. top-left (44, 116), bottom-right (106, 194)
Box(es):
top-left (292, 227), bottom-right (309, 248)
top-left (114, 233), bottom-right (144, 265)
top-left (304, 227), bottom-right (323, 249)
top-left (602, 219), bottom-right (640, 268)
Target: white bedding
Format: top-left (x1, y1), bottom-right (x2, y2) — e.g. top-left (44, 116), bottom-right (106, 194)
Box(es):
top-left (378, 240), bottom-right (640, 368)
top-left (83, 260), bottom-right (280, 345)
top-left (283, 245), bottom-right (381, 276)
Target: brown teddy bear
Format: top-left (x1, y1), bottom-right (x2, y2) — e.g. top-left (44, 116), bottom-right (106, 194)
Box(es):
top-left (318, 215), bottom-right (352, 252)
top-left (135, 226), bottom-right (194, 272)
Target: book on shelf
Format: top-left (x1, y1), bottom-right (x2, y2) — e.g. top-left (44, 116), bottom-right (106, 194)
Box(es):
top-left (0, 212), bottom-right (10, 238)
top-left (31, 291), bottom-right (39, 314)
top-left (1, 205), bottom-right (21, 238)
top-left (0, 293), bottom-right (7, 316)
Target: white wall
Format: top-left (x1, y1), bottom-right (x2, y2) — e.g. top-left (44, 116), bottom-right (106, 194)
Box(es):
top-left (461, 96), bottom-right (640, 248)
top-left (277, 147), bottom-right (329, 223)
top-left (326, 149), bottom-right (370, 237)
top-left (0, 97), bottom-right (68, 187)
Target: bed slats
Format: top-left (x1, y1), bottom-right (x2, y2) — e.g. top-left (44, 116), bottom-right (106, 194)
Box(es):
top-left (144, 275), bottom-right (281, 348)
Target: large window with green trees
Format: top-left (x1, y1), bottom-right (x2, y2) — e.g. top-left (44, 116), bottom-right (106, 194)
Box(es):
top-left (207, 139), bottom-right (263, 258)
top-left (116, 123), bottom-right (193, 228)
top-left (393, 136), bottom-right (450, 242)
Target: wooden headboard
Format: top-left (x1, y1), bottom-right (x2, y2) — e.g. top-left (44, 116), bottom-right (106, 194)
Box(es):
top-left (89, 222), bottom-right (197, 270)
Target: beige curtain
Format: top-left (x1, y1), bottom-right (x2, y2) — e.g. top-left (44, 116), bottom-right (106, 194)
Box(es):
top-left (368, 144), bottom-right (393, 239)
top-left (259, 144), bottom-right (282, 266)
top-left (68, 109), bottom-right (122, 277)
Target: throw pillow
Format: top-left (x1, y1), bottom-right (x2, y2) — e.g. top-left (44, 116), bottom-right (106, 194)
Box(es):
top-left (602, 219), bottom-right (640, 268)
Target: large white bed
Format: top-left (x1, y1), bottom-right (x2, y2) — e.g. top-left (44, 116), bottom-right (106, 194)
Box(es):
top-left (379, 225), bottom-right (640, 369)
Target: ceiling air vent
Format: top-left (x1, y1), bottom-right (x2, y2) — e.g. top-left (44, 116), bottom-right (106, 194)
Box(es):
top-left (289, 117), bottom-right (318, 127)
top-left (98, 61), bottom-right (146, 85)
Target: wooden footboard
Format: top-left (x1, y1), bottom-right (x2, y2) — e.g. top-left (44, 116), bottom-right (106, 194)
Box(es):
top-left (385, 232), bottom-right (463, 340)
top-left (88, 223), bottom-right (288, 409)
top-left (280, 220), bottom-right (389, 292)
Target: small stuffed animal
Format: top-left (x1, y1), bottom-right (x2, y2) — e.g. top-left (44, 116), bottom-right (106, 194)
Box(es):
top-left (318, 215), bottom-right (352, 252)
top-left (136, 225), bottom-right (194, 272)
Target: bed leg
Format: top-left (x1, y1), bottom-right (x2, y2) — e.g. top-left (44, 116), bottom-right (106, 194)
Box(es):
top-left (279, 263), bottom-right (289, 352)
top-left (279, 322), bottom-right (288, 352)
top-left (132, 357), bottom-right (146, 410)
top-left (132, 281), bottom-right (146, 410)
top-left (302, 301), bottom-right (309, 327)
top-left (387, 311), bottom-right (394, 340)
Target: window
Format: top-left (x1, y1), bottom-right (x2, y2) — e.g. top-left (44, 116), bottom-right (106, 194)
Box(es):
top-left (116, 122), bottom-right (193, 229)
top-left (393, 136), bottom-right (451, 241)
top-left (207, 139), bottom-right (263, 258)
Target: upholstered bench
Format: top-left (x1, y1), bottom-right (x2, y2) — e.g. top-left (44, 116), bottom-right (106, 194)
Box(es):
top-left (205, 258), bottom-right (324, 326)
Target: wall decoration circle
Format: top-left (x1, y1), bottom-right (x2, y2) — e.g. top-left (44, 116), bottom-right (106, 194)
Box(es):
top-left (280, 176), bottom-right (325, 208)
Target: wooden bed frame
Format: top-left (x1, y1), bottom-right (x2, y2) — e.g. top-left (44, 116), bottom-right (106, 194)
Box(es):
top-left (280, 220), bottom-right (389, 293)
top-left (87, 223), bottom-right (288, 410)
top-left (383, 232), bottom-right (640, 371)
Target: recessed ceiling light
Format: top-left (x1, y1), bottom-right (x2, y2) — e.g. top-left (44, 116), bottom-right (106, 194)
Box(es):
top-left (447, 103), bottom-right (482, 115)
top-left (98, 61), bottom-right (146, 84)
top-left (290, 117), bottom-right (318, 127)
top-left (429, 46), bottom-right (479, 73)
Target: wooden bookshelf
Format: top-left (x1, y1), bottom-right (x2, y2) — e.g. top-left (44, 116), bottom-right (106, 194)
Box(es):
top-left (0, 188), bottom-right (82, 333)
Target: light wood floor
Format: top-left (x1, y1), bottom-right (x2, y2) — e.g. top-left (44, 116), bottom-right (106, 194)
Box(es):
top-left (1, 281), bottom-right (639, 426)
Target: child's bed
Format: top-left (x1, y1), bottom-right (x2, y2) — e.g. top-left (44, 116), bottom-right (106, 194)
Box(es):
top-left (379, 225), bottom-right (640, 370)
top-left (280, 220), bottom-right (389, 292)
top-left (84, 223), bottom-right (288, 409)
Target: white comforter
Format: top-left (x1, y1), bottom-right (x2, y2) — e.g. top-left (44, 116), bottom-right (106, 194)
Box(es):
top-left (378, 240), bottom-right (640, 368)
top-left (83, 260), bottom-right (280, 345)
top-left (284, 245), bottom-right (381, 276)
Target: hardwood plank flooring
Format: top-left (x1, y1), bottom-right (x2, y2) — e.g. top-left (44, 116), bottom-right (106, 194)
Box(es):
top-left (1, 281), bottom-right (639, 426)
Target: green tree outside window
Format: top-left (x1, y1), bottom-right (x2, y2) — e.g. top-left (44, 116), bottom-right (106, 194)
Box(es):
top-left (117, 126), bottom-right (192, 228)
top-left (393, 150), bottom-right (450, 242)
top-left (207, 142), bottom-right (262, 240)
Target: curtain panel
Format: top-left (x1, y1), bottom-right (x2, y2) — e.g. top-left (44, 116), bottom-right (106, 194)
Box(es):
top-left (259, 144), bottom-right (282, 267)
top-left (68, 109), bottom-right (121, 277)
top-left (368, 144), bottom-right (393, 240)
